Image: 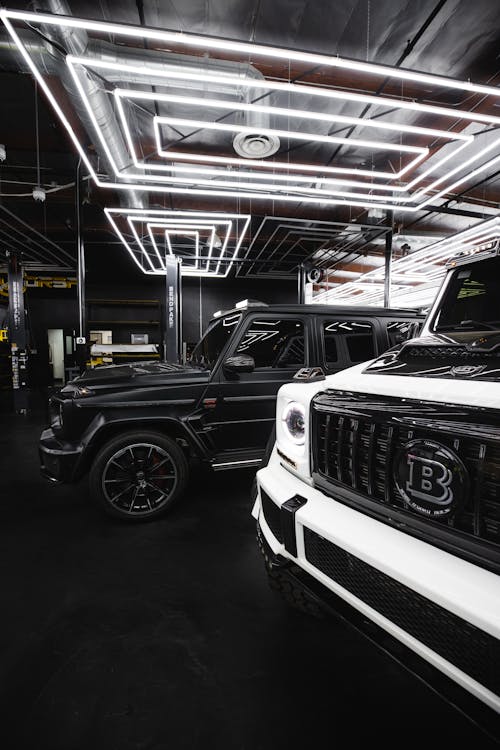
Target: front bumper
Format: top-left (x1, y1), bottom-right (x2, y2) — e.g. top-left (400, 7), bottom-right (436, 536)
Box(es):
top-left (39, 427), bottom-right (83, 483)
top-left (254, 452), bottom-right (500, 714)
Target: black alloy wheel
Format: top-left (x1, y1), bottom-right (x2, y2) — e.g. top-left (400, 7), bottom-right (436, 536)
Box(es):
top-left (90, 431), bottom-right (189, 521)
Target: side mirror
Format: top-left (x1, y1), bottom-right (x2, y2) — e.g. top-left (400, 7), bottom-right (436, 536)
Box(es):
top-left (223, 354), bottom-right (255, 375)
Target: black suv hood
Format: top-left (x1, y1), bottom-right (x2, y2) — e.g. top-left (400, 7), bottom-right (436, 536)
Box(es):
top-left (364, 331), bottom-right (500, 382)
top-left (71, 360), bottom-right (209, 387)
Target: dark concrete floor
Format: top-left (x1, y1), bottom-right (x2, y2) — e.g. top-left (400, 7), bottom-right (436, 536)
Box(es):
top-left (0, 394), bottom-right (499, 749)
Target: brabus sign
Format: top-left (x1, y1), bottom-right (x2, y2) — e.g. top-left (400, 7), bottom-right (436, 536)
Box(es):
top-left (394, 439), bottom-right (468, 518)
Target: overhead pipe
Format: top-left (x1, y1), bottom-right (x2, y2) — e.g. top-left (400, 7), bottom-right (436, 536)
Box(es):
top-left (2, 3), bottom-right (278, 176)
top-left (34, 0), bottom-right (143, 208)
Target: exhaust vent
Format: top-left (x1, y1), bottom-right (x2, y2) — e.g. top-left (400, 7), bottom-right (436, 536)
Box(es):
top-left (233, 131), bottom-right (280, 159)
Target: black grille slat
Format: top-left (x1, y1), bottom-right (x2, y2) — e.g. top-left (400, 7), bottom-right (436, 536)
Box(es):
top-left (336, 416), bottom-right (345, 484)
top-left (304, 528), bottom-right (500, 696)
top-left (323, 413), bottom-right (331, 477)
top-left (384, 425), bottom-right (395, 504)
top-left (312, 392), bottom-right (500, 559)
top-left (351, 419), bottom-right (361, 491)
top-left (366, 423), bottom-right (377, 497)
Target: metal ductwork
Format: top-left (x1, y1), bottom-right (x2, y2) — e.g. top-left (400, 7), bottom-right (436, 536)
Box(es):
top-left (84, 39), bottom-right (280, 158)
top-left (40, 0), bottom-right (144, 209)
top-left (3, 0), bottom-right (280, 189)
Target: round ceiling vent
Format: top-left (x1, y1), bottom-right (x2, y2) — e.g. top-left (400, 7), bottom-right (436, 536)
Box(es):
top-left (233, 132), bottom-right (280, 159)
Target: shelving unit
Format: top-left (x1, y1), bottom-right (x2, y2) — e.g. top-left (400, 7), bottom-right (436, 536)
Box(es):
top-left (86, 299), bottom-right (163, 364)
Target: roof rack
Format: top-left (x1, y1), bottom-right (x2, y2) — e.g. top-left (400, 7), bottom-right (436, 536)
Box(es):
top-left (213, 299), bottom-right (267, 318)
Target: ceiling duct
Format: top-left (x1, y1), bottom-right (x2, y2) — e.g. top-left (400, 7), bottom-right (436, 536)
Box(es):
top-left (17, 1), bottom-right (280, 186)
top-left (37, 0), bottom-right (144, 209)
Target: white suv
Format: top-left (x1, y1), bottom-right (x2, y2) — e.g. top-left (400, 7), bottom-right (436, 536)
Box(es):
top-left (253, 241), bottom-right (500, 715)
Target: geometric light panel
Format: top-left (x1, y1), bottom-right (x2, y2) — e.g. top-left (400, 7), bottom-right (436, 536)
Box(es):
top-left (3, 9), bottom-right (500, 212)
top-left (237, 216), bottom-right (391, 279)
top-left (104, 208), bottom-right (251, 277)
top-left (313, 216), bottom-right (500, 308)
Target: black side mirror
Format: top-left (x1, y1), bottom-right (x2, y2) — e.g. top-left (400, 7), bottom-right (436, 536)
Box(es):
top-left (223, 354), bottom-right (255, 375)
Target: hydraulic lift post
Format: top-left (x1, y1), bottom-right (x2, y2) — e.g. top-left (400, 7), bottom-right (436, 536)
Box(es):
top-left (164, 255), bottom-right (182, 363)
top-left (6, 249), bottom-right (28, 413)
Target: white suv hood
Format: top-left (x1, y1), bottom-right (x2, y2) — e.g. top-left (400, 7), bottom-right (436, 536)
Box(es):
top-left (281, 361), bottom-right (499, 411)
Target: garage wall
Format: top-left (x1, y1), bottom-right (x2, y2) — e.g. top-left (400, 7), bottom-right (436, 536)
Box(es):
top-left (87, 276), bottom-right (297, 344)
top-left (17, 274), bottom-right (296, 385)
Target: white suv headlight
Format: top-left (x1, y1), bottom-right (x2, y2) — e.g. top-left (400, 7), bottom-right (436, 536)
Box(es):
top-left (282, 401), bottom-right (306, 445)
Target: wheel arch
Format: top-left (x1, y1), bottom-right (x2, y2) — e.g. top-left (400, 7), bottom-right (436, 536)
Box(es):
top-left (76, 415), bottom-right (204, 479)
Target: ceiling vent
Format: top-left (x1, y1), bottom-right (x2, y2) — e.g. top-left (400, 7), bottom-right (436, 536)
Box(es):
top-left (233, 131), bottom-right (280, 159)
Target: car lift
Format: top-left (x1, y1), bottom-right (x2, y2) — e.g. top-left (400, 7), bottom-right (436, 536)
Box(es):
top-left (164, 255), bottom-right (182, 363)
top-left (6, 249), bottom-right (28, 413)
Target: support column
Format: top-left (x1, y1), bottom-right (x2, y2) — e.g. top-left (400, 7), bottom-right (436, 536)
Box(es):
top-left (6, 250), bottom-right (28, 413)
top-left (298, 263), bottom-right (306, 304)
top-left (384, 210), bottom-right (394, 308)
top-left (75, 158), bottom-right (87, 372)
top-left (164, 256), bottom-right (182, 363)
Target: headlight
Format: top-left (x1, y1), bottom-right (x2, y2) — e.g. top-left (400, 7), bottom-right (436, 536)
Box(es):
top-left (282, 401), bottom-right (306, 445)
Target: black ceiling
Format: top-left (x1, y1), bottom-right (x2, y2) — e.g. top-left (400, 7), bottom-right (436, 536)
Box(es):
top-left (0, 0), bottom-right (499, 283)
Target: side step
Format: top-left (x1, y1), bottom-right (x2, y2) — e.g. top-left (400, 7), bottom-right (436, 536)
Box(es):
top-left (212, 449), bottom-right (263, 471)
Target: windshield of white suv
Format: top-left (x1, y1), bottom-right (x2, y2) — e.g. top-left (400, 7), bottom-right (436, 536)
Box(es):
top-left (189, 313), bottom-right (241, 369)
top-left (433, 257), bottom-right (500, 332)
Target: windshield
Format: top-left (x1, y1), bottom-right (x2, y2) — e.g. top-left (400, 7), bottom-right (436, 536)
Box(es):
top-left (189, 313), bottom-right (241, 369)
top-left (433, 257), bottom-right (500, 332)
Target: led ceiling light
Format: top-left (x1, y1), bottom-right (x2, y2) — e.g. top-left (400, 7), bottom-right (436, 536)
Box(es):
top-left (128, 218), bottom-right (230, 275)
top-left (237, 215), bottom-right (391, 279)
top-left (126, 216), bottom-right (232, 274)
top-left (314, 216), bottom-right (500, 307)
top-left (3, 9), bottom-right (500, 211)
top-left (141, 220), bottom-right (222, 272)
top-left (104, 208), bottom-right (250, 277)
top-left (70, 54), bottom-right (479, 205)
top-left (112, 87), bottom-right (469, 192)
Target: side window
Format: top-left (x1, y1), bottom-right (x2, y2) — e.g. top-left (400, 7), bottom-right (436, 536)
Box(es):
top-left (386, 320), bottom-right (421, 348)
top-left (346, 333), bottom-right (375, 363)
top-left (324, 334), bottom-right (339, 365)
top-left (236, 318), bottom-right (305, 369)
top-left (323, 320), bottom-right (375, 367)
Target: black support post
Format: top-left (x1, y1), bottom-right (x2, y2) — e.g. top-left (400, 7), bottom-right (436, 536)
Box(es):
top-left (164, 256), bottom-right (182, 363)
top-left (6, 250), bottom-right (28, 413)
top-left (384, 210), bottom-right (394, 308)
top-left (75, 158), bottom-right (87, 372)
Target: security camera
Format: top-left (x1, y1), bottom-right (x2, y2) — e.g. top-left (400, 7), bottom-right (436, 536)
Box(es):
top-left (32, 186), bottom-right (46, 202)
top-left (307, 266), bottom-right (324, 284)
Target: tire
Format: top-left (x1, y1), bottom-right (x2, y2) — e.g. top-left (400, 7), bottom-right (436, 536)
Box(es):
top-left (89, 430), bottom-right (189, 521)
top-left (265, 565), bottom-right (323, 618)
top-left (257, 526), bottom-right (323, 618)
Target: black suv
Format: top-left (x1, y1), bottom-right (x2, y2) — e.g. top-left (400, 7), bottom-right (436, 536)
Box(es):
top-left (39, 301), bottom-right (423, 520)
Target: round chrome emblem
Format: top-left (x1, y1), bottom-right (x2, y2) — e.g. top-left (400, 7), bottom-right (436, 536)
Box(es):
top-left (450, 365), bottom-right (486, 377)
top-left (393, 439), bottom-right (468, 519)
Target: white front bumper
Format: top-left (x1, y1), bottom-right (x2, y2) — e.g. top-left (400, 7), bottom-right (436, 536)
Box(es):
top-left (254, 453), bottom-right (500, 713)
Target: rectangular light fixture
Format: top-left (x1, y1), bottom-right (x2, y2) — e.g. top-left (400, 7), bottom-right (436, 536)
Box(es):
top-left (314, 216), bottom-right (500, 306)
top-left (104, 208), bottom-right (250, 277)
